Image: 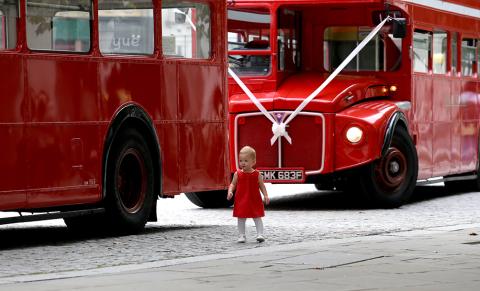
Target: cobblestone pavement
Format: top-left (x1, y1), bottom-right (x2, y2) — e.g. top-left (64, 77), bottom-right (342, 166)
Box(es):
top-left (0, 184), bottom-right (479, 279)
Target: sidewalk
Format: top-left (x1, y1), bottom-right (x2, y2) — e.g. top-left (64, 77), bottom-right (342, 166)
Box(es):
top-left (2, 224), bottom-right (480, 290)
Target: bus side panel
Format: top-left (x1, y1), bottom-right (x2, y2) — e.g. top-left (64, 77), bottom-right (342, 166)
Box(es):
top-left (98, 60), bottom-right (169, 193)
top-left (450, 79), bottom-right (462, 174)
top-left (459, 79), bottom-right (479, 172)
top-left (26, 57), bottom-right (100, 207)
top-left (177, 63), bottom-right (227, 191)
top-left (413, 74), bottom-right (433, 180)
top-left (432, 76), bottom-right (453, 177)
top-left (158, 62), bottom-right (179, 194)
top-left (0, 54), bottom-right (27, 210)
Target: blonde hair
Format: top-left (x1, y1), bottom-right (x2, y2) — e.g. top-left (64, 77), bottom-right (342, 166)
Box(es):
top-left (239, 146), bottom-right (256, 160)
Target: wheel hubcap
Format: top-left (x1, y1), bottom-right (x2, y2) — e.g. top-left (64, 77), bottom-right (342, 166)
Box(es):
top-left (116, 148), bottom-right (147, 214)
top-left (375, 147), bottom-right (407, 192)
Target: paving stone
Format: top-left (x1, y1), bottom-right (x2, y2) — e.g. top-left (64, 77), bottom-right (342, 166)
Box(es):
top-left (0, 185), bottom-right (479, 281)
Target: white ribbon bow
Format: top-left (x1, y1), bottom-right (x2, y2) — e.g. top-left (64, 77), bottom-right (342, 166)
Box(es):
top-left (271, 122), bottom-right (291, 145)
top-left (228, 16), bottom-right (392, 146)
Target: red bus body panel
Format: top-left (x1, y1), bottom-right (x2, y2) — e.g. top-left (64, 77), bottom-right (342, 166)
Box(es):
top-left (0, 0), bottom-right (229, 211)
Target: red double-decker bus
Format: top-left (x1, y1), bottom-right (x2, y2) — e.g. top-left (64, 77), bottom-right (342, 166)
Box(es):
top-left (224, 0), bottom-right (480, 207)
top-left (0, 0), bottom-right (230, 232)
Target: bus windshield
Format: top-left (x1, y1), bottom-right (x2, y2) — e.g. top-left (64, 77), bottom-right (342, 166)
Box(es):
top-left (228, 8), bottom-right (271, 76)
top-left (324, 26), bottom-right (402, 72)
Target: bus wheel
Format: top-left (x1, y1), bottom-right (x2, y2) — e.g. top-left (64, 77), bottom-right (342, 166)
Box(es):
top-left (358, 126), bottom-right (418, 208)
top-left (105, 128), bottom-right (155, 233)
top-left (185, 190), bottom-right (234, 208)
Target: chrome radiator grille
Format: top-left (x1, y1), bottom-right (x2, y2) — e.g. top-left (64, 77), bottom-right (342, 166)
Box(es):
top-left (235, 112), bottom-right (325, 174)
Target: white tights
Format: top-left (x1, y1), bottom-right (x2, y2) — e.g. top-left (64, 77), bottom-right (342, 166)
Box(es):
top-left (237, 218), bottom-right (264, 236)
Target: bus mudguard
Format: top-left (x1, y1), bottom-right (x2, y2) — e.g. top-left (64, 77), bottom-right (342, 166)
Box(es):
top-left (334, 100), bottom-right (401, 172)
top-left (381, 111), bottom-right (409, 157)
top-left (103, 103), bottom-right (162, 204)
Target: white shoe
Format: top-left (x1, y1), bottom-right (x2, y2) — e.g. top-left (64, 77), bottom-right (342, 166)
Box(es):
top-left (256, 235), bottom-right (265, 243)
top-left (237, 235), bottom-right (246, 243)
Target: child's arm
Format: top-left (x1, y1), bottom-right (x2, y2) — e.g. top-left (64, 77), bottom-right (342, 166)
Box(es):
top-left (258, 173), bottom-right (270, 205)
top-left (227, 172), bottom-right (238, 200)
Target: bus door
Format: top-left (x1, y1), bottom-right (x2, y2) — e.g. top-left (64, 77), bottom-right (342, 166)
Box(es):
top-left (162, 1), bottom-right (228, 192)
top-left (458, 38), bottom-right (479, 172)
top-left (24, 0), bottom-right (99, 206)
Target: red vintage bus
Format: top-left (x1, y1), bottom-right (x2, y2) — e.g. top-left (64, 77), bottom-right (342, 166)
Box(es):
top-left (223, 0), bottom-right (480, 207)
top-left (0, 0), bottom-right (230, 232)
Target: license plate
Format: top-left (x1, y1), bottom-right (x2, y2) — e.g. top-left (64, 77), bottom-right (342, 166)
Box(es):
top-left (258, 168), bottom-right (305, 183)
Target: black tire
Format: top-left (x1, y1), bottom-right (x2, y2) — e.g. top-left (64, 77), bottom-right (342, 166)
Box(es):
top-left (103, 128), bottom-right (156, 233)
top-left (185, 190), bottom-right (234, 208)
top-left (356, 126), bottom-right (418, 208)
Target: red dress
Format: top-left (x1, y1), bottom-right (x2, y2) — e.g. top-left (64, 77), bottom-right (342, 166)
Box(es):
top-left (233, 170), bottom-right (265, 218)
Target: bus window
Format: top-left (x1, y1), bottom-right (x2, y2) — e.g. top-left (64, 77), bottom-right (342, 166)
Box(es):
top-left (0, 0), bottom-right (18, 50)
top-left (162, 0), bottom-right (211, 59)
top-left (324, 26), bottom-right (402, 72)
top-left (0, 11), bottom-right (4, 49)
top-left (98, 0), bottom-right (154, 55)
top-left (227, 8), bottom-right (270, 51)
top-left (413, 30), bottom-right (431, 73)
top-left (433, 31), bottom-right (447, 74)
top-left (227, 7), bottom-right (270, 76)
top-left (451, 32), bottom-right (458, 74)
top-left (229, 54), bottom-right (271, 76)
top-left (277, 8), bottom-right (300, 72)
top-left (26, 0), bottom-right (91, 52)
top-left (461, 38), bottom-right (476, 76)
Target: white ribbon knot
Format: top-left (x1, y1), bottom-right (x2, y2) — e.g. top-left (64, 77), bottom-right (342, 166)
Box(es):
top-left (271, 122), bottom-right (292, 145)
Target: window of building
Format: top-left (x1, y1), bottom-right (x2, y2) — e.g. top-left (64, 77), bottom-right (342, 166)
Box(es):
top-left (0, 0), bottom-right (17, 50)
top-left (433, 31), bottom-right (447, 74)
top-left (413, 30), bottom-right (431, 73)
top-left (162, 0), bottom-right (211, 59)
top-left (461, 38), bottom-right (476, 76)
top-left (26, 0), bottom-right (91, 52)
top-left (451, 32), bottom-right (457, 74)
top-left (98, 0), bottom-right (154, 55)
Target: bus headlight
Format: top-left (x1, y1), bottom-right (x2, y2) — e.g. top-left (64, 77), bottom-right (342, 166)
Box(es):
top-left (346, 126), bottom-right (363, 143)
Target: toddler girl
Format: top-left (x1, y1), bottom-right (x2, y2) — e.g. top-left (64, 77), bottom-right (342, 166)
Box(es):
top-left (227, 146), bottom-right (270, 243)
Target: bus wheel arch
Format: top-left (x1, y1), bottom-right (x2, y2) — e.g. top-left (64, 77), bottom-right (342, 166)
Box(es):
top-left (102, 105), bottom-right (162, 232)
top-left (381, 111), bottom-right (409, 157)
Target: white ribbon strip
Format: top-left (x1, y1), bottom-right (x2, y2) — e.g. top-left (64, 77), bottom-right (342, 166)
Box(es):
top-left (228, 67), bottom-right (292, 144)
top-left (228, 16), bottom-right (392, 146)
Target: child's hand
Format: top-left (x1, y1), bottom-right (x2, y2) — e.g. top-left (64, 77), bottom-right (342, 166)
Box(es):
top-left (264, 195), bottom-right (270, 205)
top-left (227, 191), bottom-right (234, 200)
